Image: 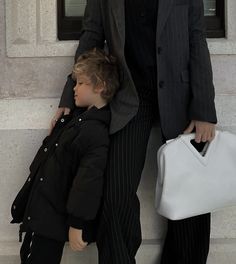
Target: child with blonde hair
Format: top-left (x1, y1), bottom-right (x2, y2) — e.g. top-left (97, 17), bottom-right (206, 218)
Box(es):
top-left (10, 47), bottom-right (120, 263)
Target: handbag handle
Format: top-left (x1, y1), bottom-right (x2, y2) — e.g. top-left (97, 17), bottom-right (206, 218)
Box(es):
top-left (179, 129), bottom-right (220, 166)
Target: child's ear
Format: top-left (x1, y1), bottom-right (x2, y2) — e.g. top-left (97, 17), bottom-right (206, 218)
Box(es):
top-left (95, 82), bottom-right (106, 93)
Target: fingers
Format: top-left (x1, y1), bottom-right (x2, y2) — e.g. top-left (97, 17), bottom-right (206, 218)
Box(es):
top-left (70, 243), bottom-right (83, 251)
top-left (48, 119), bottom-right (57, 136)
top-left (48, 107), bottom-right (67, 135)
top-left (208, 128), bottom-right (216, 142)
top-left (68, 228), bottom-right (88, 252)
top-left (48, 124), bottom-right (53, 136)
top-left (69, 239), bottom-right (88, 251)
top-left (183, 120), bottom-right (195, 134)
top-left (183, 120), bottom-right (216, 143)
top-left (70, 242), bottom-right (86, 251)
top-left (64, 107), bottom-right (71, 115)
top-left (194, 122), bottom-right (215, 143)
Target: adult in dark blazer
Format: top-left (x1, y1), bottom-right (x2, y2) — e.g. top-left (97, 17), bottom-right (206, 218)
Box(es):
top-left (50, 0), bottom-right (217, 263)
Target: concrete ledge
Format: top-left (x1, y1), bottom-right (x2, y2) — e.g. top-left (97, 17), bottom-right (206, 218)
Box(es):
top-left (0, 239), bottom-right (236, 264)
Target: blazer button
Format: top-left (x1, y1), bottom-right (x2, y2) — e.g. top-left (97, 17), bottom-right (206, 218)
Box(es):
top-left (78, 118), bottom-right (82, 122)
top-left (39, 178), bottom-right (43, 181)
top-left (44, 147), bottom-right (48, 152)
top-left (28, 177), bottom-right (31, 182)
top-left (61, 118), bottom-right (65, 123)
top-left (55, 143), bottom-right (58, 147)
top-left (13, 205), bottom-right (16, 210)
top-left (27, 216), bottom-right (31, 220)
top-left (159, 81), bottom-right (165, 88)
top-left (158, 47), bottom-right (162, 54)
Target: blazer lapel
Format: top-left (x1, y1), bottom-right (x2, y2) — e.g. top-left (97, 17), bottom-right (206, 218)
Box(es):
top-left (110, 0), bottom-right (174, 48)
top-left (110, 0), bottom-right (125, 47)
top-left (156, 0), bottom-right (174, 42)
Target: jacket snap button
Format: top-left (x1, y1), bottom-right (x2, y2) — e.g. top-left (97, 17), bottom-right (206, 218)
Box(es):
top-left (40, 178), bottom-right (43, 181)
top-left (44, 147), bottom-right (48, 152)
top-left (61, 118), bottom-right (65, 122)
top-left (13, 205), bottom-right (16, 209)
top-left (27, 216), bottom-right (31, 220)
top-left (78, 118), bottom-right (82, 121)
top-left (55, 143), bottom-right (58, 147)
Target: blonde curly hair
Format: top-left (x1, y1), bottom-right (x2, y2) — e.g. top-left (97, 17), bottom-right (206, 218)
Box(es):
top-left (72, 47), bottom-right (120, 103)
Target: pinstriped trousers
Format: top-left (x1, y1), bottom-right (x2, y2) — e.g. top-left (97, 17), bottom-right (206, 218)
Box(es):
top-left (96, 66), bottom-right (210, 264)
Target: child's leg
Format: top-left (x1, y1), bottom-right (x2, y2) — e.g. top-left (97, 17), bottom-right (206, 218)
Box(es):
top-left (20, 231), bottom-right (34, 263)
top-left (20, 231), bottom-right (65, 264)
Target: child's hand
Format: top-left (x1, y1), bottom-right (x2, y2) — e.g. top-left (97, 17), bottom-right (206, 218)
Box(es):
top-left (49, 107), bottom-right (71, 135)
top-left (68, 226), bottom-right (88, 251)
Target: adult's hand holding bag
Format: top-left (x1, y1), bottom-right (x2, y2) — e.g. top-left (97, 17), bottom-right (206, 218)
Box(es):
top-left (155, 129), bottom-right (236, 220)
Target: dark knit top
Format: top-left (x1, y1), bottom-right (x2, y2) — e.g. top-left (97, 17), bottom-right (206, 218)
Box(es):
top-left (124, 0), bottom-right (159, 94)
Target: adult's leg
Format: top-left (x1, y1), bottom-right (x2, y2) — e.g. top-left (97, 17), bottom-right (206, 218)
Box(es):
top-left (96, 100), bottom-right (157, 264)
top-left (20, 231), bottom-right (65, 264)
top-left (159, 132), bottom-right (211, 264)
top-left (160, 213), bottom-right (211, 264)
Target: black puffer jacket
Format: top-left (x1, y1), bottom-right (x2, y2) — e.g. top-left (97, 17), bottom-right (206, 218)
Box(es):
top-left (10, 104), bottom-right (111, 243)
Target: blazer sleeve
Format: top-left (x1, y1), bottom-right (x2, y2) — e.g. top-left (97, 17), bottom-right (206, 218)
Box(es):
top-left (188, 0), bottom-right (217, 124)
top-left (66, 125), bottom-right (109, 228)
top-left (58, 0), bottom-right (106, 110)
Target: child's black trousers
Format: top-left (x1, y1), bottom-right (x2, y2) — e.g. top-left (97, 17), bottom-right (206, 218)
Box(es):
top-left (95, 66), bottom-right (211, 264)
top-left (20, 231), bottom-right (65, 264)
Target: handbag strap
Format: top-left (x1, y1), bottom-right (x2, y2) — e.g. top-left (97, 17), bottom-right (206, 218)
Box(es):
top-left (179, 129), bottom-right (220, 166)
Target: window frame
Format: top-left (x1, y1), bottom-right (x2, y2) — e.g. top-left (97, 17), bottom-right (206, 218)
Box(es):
top-left (57, 0), bottom-right (225, 40)
top-left (57, 0), bottom-right (84, 40)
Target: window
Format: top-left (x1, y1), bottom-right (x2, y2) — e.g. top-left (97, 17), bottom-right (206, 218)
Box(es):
top-left (57, 0), bottom-right (225, 40)
top-left (57, 0), bottom-right (86, 40)
top-left (204, 0), bottom-right (225, 37)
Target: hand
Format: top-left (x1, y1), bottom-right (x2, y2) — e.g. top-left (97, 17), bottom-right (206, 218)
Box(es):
top-left (48, 107), bottom-right (71, 135)
top-left (68, 227), bottom-right (88, 251)
top-left (183, 120), bottom-right (215, 143)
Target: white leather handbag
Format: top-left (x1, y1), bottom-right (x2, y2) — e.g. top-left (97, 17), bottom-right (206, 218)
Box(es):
top-left (155, 129), bottom-right (236, 220)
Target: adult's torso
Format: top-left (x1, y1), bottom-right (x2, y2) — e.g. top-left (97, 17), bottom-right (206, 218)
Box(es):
top-left (100, 0), bottom-right (192, 139)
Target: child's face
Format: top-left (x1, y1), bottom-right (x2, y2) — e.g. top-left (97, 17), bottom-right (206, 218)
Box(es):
top-left (73, 74), bottom-right (99, 108)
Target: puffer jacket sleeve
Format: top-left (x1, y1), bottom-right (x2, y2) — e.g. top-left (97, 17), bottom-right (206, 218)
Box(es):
top-left (66, 123), bottom-right (109, 228)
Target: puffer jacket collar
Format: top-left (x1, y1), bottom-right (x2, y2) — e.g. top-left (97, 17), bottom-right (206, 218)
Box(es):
top-left (71, 104), bottom-right (111, 127)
